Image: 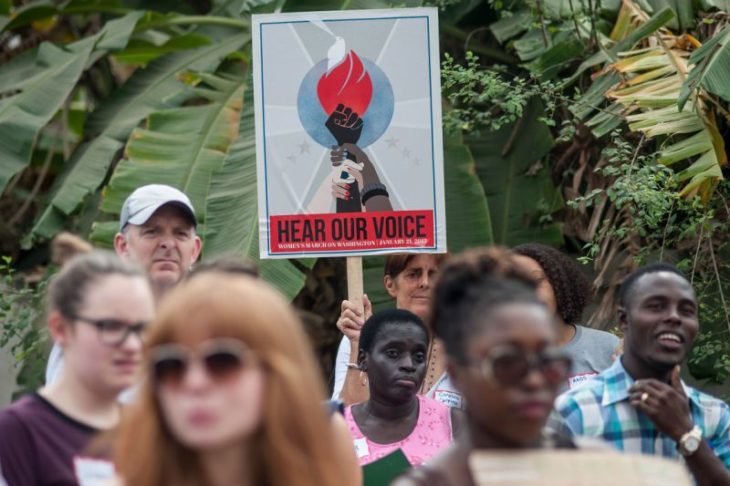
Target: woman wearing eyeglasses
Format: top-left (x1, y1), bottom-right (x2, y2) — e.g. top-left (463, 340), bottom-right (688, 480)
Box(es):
top-left (112, 273), bottom-right (358, 486)
top-left (0, 251), bottom-right (154, 485)
top-left (394, 247), bottom-right (574, 486)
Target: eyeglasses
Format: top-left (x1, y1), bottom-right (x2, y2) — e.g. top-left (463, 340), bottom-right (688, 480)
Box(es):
top-left (150, 338), bottom-right (255, 389)
top-left (72, 316), bottom-right (148, 347)
top-left (468, 346), bottom-right (572, 387)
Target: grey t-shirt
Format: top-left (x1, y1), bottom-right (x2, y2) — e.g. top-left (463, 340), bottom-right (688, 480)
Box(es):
top-left (562, 325), bottom-right (621, 392)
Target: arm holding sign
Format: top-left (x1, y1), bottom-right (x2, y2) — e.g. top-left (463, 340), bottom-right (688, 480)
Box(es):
top-left (335, 295), bottom-right (372, 405)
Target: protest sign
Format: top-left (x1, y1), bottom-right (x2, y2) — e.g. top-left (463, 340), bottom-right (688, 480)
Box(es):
top-left (252, 8), bottom-right (446, 258)
top-left (469, 450), bottom-right (693, 486)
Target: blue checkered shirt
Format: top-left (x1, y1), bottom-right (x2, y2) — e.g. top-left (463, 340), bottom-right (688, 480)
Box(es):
top-left (548, 358), bottom-right (730, 467)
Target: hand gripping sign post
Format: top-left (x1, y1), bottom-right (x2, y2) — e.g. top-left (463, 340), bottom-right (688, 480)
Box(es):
top-left (252, 8), bottom-right (446, 307)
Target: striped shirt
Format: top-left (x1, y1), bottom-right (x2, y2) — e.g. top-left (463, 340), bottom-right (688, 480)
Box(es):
top-left (548, 358), bottom-right (730, 467)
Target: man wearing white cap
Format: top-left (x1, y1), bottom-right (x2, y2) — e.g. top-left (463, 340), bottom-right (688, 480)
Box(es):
top-left (45, 184), bottom-right (202, 386)
top-left (114, 184), bottom-right (202, 296)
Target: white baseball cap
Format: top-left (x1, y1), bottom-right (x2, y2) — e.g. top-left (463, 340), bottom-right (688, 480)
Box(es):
top-left (119, 184), bottom-right (197, 231)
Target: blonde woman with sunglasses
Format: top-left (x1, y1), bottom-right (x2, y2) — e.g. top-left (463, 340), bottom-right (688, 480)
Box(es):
top-left (113, 273), bottom-right (359, 486)
top-left (0, 251), bottom-right (154, 485)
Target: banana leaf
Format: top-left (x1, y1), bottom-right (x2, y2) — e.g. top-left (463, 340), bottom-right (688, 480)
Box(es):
top-left (490, 11), bottom-right (531, 44)
top-left (0, 12), bottom-right (142, 194)
top-left (89, 71), bottom-right (245, 246)
top-left (31, 30), bottom-right (249, 240)
top-left (468, 98), bottom-right (563, 247)
top-left (599, 41), bottom-right (726, 201)
top-left (444, 138), bottom-right (495, 252)
top-left (575, 1), bottom-right (725, 201)
top-left (678, 27), bottom-right (730, 110)
top-left (641, 0), bottom-right (695, 31)
top-left (202, 84), bottom-right (314, 299)
top-left (563, 6), bottom-right (675, 86)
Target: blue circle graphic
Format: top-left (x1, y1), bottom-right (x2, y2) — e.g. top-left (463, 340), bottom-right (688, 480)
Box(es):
top-left (297, 58), bottom-right (394, 148)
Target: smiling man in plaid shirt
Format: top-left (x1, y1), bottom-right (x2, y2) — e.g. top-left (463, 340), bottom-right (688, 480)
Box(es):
top-left (549, 263), bottom-right (730, 485)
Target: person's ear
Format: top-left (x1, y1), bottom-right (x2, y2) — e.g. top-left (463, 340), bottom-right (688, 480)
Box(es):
top-left (114, 232), bottom-right (130, 258)
top-left (357, 350), bottom-right (367, 372)
top-left (384, 275), bottom-right (398, 299)
top-left (48, 311), bottom-right (71, 347)
top-left (191, 235), bottom-right (202, 264)
top-left (618, 306), bottom-right (629, 334)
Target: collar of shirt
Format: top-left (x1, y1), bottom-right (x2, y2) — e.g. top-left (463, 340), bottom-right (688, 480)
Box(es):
top-left (601, 358), bottom-right (696, 408)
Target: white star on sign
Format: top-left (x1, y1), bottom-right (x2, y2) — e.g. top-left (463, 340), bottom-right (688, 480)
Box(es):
top-left (297, 141), bottom-right (311, 154)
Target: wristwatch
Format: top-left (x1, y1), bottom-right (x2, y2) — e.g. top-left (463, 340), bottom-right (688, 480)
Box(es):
top-left (677, 425), bottom-right (702, 457)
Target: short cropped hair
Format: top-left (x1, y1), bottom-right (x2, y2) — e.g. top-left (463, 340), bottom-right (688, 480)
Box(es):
top-left (617, 263), bottom-right (687, 308)
top-left (358, 308), bottom-right (428, 355)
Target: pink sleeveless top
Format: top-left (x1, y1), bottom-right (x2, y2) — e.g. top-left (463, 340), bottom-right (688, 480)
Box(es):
top-left (344, 395), bottom-right (453, 466)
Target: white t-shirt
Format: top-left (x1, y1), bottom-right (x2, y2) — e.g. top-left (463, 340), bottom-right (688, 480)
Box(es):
top-left (331, 336), bottom-right (464, 409)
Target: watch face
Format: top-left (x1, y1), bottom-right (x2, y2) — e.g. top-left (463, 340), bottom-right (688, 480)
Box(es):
top-left (685, 436), bottom-right (701, 453)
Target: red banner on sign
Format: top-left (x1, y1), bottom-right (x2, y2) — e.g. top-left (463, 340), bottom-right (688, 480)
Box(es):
top-left (269, 210), bottom-right (435, 254)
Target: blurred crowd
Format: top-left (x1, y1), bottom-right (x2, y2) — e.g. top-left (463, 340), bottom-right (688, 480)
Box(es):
top-left (0, 184), bottom-right (727, 486)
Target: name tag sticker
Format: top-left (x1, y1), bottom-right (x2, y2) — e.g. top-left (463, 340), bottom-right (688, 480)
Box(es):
top-left (568, 372), bottom-right (598, 389)
top-left (73, 456), bottom-right (116, 486)
top-left (353, 437), bottom-right (370, 458)
top-left (434, 389), bottom-right (463, 409)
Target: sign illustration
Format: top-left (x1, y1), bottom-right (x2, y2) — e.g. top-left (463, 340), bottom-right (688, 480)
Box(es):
top-left (253, 8), bottom-right (445, 258)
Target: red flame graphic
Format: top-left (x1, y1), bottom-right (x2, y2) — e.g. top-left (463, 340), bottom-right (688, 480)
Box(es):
top-left (317, 50), bottom-right (373, 116)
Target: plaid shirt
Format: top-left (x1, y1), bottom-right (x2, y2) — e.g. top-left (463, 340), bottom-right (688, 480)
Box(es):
top-left (548, 358), bottom-right (730, 467)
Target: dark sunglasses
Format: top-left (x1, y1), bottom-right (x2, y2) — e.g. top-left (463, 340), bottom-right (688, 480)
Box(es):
top-left (150, 338), bottom-right (255, 388)
top-left (468, 346), bottom-right (572, 387)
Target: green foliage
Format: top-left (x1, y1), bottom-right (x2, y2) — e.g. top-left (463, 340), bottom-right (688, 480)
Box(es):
top-left (469, 98), bottom-right (564, 246)
top-left (570, 132), bottom-right (709, 262)
top-left (679, 26), bottom-right (730, 110)
top-left (0, 12), bottom-right (143, 194)
top-left (0, 257), bottom-right (49, 395)
top-left (441, 51), bottom-right (561, 134)
top-left (690, 330), bottom-right (730, 384)
top-left (202, 85), bottom-right (314, 299)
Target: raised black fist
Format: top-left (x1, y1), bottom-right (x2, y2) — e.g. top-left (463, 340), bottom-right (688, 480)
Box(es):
top-left (325, 104), bottom-right (363, 146)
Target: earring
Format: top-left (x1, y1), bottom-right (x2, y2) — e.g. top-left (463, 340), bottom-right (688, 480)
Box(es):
top-left (359, 370), bottom-right (368, 387)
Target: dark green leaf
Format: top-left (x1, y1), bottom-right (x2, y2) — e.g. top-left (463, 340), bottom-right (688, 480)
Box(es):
top-left (0, 38), bottom-right (95, 193)
top-left (678, 27), bottom-right (730, 110)
top-left (31, 31), bottom-right (249, 240)
top-left (113, 33), bottom-right (212, 65)
top-left (490, 11), bottom-right (531, 44)
top-left (1, 1), bottom-right (57, 33)
top-left (562, 7), bottom-right (675, 86)
top-left (200, 82), bottom-right (311, 299)
top-left (468, 99), bottom-right (563, 246)
top-left (526, 35), bottom-right (586, 80)
top-left (444, 140), bottom-right (494, 252)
